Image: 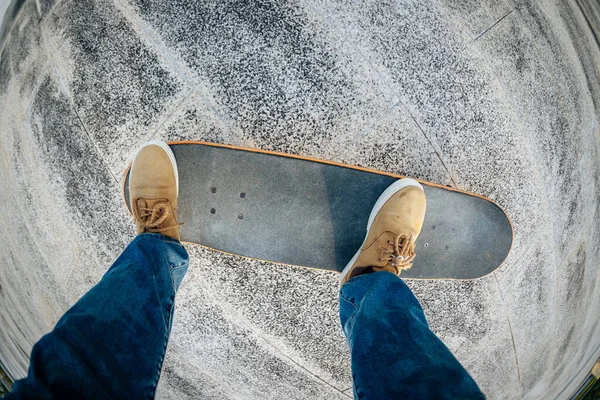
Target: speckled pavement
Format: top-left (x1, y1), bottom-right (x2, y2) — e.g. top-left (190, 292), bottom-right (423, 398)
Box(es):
top-left (0, 0), bottom-right (599, 398)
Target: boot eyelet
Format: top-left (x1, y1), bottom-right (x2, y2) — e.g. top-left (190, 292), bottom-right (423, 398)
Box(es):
top-left (377, 258), bottom-right (383, 262)
top-left (386, 240), bottom-right (392, 245)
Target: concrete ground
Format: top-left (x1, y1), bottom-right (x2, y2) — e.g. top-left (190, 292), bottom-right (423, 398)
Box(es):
top-left (1, 0), bottom-right (599, 398)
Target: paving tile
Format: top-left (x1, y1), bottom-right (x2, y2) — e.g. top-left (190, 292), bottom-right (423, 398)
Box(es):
top-left (165, 245), bottom-right (350, 399)
top-left (154, 92), bottom-right (239, 145)
top-left (307, 0), bottom-right (506, 165)
top-left (0, 2), bottom-right (81, 295)
top-left (133, 0), bottom-right (454, 184)
top-left (1, 55), bottom-right (133, 312)
top-left (155, 350), bottom-right (229, 400)
top-left (496, 246), bottom-right (557, 393)
top-left (407, 276), bottom-right (521, 398)
top-left (126, 0), bottom-right (413, 163)
top-left (0, 206), bottom-right (67, 378)
top-left (474, 3), bottom-right (600, 396)
top-left (1, 0), bottom-right (45, 98)
top-left (0, 8), bottom-right (73, 381)
top-left (27, 71), bottom-right (131, 264)
top-left (155, 92), bottom-right (453, 185)
top-left (36, 0), bottom-right (60, 18)
top-left (180, 245), bottom-right (352, 390)
top-left (439, 0), bottom-right (516, 40)
top-left (350, 103), bottom-right (454, 185)
top-left (0, 0), bottom-right (28, 52)
top-left (41, 0), bottom-right (190, 177)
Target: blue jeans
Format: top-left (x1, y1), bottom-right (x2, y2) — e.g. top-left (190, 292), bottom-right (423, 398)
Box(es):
top-left (7, 234), bottom-right (484, 399)
top-left (7, 234), bottom-right (189, 400)
top-left (341, 272), bottom-right (485, 399)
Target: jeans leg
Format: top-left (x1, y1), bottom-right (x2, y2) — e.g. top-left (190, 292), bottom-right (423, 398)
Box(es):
top-left (340, 272), bottom-right (485, 400)
top-left (8, 233), bottom-right (189, 400)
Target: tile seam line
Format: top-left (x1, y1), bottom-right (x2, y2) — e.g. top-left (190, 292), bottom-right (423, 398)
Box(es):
top-left (49, 59), bottom-right (119, 185)
top-left (400, 102), bottom-right (459, 187)
top-left (37, 19), bottom-right (120, 185)
top-left (197, 281), bottom-right (351, 396)
top-left (275, 345), bottom-right (353, 397)
top-left (43, 1), bottom-right (190, 181)
top-left (230, 313), bottom-right (350, 395)
top-left (112, 0), bottom-right (242, 144)
top-left (114, 0), bottom-right (197, 85)
top-left (493, 273), bottom-right (523, 394)
top-left (148, 87), bottom-right (196, 141)
top-left (62, 247), bottom-right (83, 304)
top-left (363, 63), bottom-right (459, 186)
top-left (492, 245), bottom-right (536, 389)
top-left (313, 9), bottom-right (459, 186)
top-left (473, 9), bottom-right (515, 42)
top-left (35, 0), bottom-right (66, 19)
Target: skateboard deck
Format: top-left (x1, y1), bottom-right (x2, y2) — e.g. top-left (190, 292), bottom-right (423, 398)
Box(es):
top-left (123, 142), bottom-right (513, 279)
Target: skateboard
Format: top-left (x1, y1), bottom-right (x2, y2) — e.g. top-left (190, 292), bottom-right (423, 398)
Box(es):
top-left (122, 141), bottom-right (513, 279)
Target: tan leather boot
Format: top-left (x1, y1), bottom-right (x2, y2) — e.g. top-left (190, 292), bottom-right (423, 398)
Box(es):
top-left (339, 178), bottom-right (426, 287)
top-left (129, 140), bottom-right (181, 241)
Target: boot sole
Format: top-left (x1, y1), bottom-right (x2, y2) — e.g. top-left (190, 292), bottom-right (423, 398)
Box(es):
top-left (339, 178), bottom-right (424, 288)
top-left (131, 140), bottom-right (179, 195)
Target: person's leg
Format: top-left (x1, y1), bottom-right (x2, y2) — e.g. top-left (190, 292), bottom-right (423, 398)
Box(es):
top-left (9, 233), bottom-right (188, 400)
top-left (338, 178), bottom-right (484, 399)
top-left (8, 141), bottom-right (186, 400)
top-left (340, 272), bottom-right (484, 399)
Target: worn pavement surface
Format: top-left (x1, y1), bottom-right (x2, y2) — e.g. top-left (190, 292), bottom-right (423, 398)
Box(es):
top-left (0, 0), bottom-right (599, 398)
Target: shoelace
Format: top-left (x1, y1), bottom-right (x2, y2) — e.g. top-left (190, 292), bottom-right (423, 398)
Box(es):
top-left (132, 199), bottom-right (182, 233)
top-left (375, 233), bottom-right (416, 274)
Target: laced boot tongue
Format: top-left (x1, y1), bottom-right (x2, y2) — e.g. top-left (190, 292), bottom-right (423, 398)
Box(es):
top-left (373, 232), bottom-right (416, 275)
top-left (133, 198), bottom-right (181, 235)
